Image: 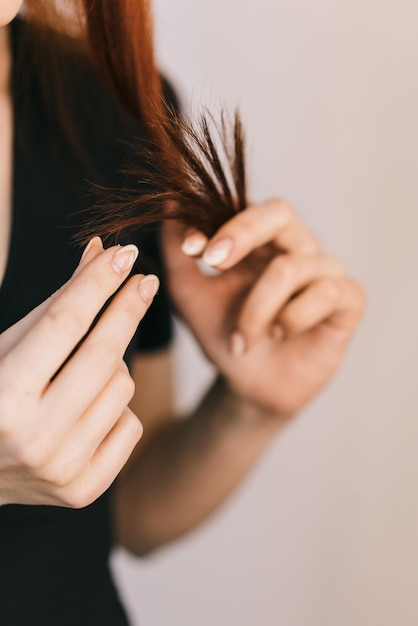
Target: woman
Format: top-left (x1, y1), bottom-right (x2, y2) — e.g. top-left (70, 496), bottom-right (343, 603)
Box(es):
top-left (0, 1), bottom-right (365, 624)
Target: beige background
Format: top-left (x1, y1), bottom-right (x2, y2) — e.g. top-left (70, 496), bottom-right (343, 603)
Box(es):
top-left (112, 1), bottom-right (418, 625)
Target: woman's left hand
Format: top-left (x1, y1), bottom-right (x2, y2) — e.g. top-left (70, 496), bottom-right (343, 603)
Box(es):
top-left (162, 198), bottom-right (366, 418)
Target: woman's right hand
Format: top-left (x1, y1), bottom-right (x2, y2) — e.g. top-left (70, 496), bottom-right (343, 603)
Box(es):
top-left (0, 237), bottom-right (159, 508)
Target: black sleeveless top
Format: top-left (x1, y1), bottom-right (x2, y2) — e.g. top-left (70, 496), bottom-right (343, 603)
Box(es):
top-left (0, 19), bottom-right (173, 625)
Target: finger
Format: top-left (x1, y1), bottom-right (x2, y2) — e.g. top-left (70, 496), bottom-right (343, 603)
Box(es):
top-left (162, 222), bottom-right (205, 280)
top-left (234, 254), bottom-right (344, 350)
top-left (58, 407), bottom-right (142, 509)
top-left (43, 273), bottom-right (159, 427)
top-left (180, 227), bottom-right (220, 278)
top-left (41, 362), bottom-right (135, 487)
top-left (0, 238), bottom-right (104, 358)
top-left (201, 198), bottom-right (321, 269)
top-left (278, 277), bottom-right (365, 337)
top-left (74, 236), bottom-right (104, 275)
top-left (5, 243), bottom-right (140, 391)
top-left (181, 228), bottom-right (208, 256)
top-left (161, 220), bottom-right (216, 310)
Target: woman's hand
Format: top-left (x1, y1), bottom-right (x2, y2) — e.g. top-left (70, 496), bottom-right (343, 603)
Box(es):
top-left (162, 198), bottom-right (366, 418)
top-left (0, 238), bottom-right (159, 508)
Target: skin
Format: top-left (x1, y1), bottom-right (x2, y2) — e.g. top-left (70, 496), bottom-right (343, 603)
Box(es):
top-left (0, 237), bottom-right (160, 507)
top-left (113, 209), bottom-right (365, 554)
top-left (0, 7), bottom-right (366, 553)
top-left (0, 0), bottom-right (22, 27)
top-left (0, 22), bottom-right (12, 283)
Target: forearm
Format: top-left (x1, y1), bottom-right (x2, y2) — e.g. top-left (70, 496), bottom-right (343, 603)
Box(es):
top-left (113, 377), bottom-right (290, 556)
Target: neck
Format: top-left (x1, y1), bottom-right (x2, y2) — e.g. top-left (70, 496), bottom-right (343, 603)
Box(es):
top-left (0, 26), bottom-right (11, 96)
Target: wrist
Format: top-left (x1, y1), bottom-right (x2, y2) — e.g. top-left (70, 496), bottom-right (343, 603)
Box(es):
top-left (209, 375), bottom-right (291, 434)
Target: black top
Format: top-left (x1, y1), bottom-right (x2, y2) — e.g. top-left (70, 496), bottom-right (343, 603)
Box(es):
top-left (0, 18), bottom-right (173, 626)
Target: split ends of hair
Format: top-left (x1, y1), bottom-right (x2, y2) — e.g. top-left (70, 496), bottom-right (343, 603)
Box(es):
top-left (78, 104), bottom-right (248, 245)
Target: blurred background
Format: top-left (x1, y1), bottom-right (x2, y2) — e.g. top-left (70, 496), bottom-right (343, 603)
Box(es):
top-left (111, 1), bottom-right (418, 624)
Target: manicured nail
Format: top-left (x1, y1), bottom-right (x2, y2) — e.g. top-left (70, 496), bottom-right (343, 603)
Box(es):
top-left (81, 236), bottom-right (101, 261)
top-left (112, 244), bottom-right (139, 275)
top-left (230, 331), bottom-right (246, 356)
top-left (181, 234), bottom-right (207, 256)
top-left (202, 238), bottom-right (233, 266)
top-left (138, 274), bottom-right (159, 303)
top-left (272, 323), bottom-right (285, 341)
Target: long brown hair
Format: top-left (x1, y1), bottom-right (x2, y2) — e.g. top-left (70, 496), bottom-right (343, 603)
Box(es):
top-left (23, 0), bottom-right (247, 242)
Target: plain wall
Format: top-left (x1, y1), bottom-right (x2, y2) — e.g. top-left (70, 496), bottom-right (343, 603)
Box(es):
top-left (112, 1), bottom-right (418, 625)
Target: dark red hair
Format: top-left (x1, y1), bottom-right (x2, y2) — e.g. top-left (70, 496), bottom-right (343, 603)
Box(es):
top-left (25, 0), bottom-right (161, 125)
top-left (24, 0), bottom-right (247, 242)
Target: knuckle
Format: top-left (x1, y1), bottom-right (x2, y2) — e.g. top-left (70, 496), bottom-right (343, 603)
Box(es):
top-left (240, 306), bottom-right (264, 334)
top-left (60, 479), bottom-right (103, 509)
top-left (132, 416), bottom-right (144, 442)
top-left (45, 304), bottom-right (83, 337)
top-left (35, 462), bottom-right (55, 484)
top-left (272, 197), bottom-right (293, 219)
top-left (234, 214), bottom-right (255, 244)
top-left (53, 467), bottom-right (77, 488)
top-left (91, 264), bottom-right (115, 293)
top-left (62, 487), bottom-right (94, 510)
top-left (120, 291), bottom-right (143, 319)
top-left (124, 408), bottom-right (144, 441)
top-left (38, 460), bottom-right (77, 487)
top-left (15, 437), bottom-right (49, 470)
top-left (270, 254), bottom-right (296, 283)
top-left (320, 278), bottom-right (340, 301)
top-left (90, 339), bottom-right (121, 368)
top-left (119, 360), bottom-right (130, 375)
top-left (113, 369), bottom-right (135, 404)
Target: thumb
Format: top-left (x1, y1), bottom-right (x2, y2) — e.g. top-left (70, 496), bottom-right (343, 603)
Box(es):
top-left (162, 221), bottom-right (218, 309)
top-left (161, 222), bottom-right (231, 344)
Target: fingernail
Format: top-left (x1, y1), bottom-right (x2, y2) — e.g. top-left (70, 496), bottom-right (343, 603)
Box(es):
top-left (138, 274), bottom-right (159, 303)
top-left (112, 245), bottom-right (139, 275)
top-left (230, 332), bottom-right (246, 356)
top-left (181, 234), bottom-right (207, 256)
top-left (202, 238), bottom-right (233, 266)
top-left (272, 323), bottom-right (285, 341)
top-left (81, 236), bottom-right (101, 261)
